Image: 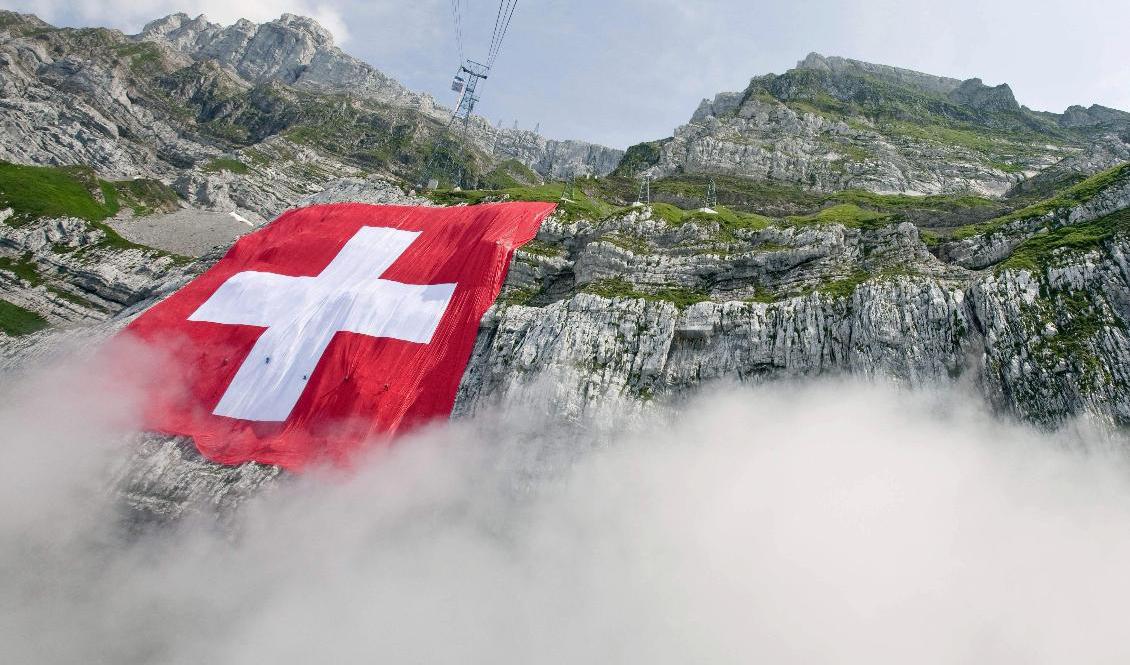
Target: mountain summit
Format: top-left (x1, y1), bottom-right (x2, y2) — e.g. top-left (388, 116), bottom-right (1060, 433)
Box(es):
top-left (617, 52), bottom-right (1129, 197)
top-left (0, 9), bottom-right (621, 215)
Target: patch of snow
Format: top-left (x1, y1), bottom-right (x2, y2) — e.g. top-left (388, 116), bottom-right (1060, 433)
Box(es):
top-left (229, 211), bottom-right (254, 227)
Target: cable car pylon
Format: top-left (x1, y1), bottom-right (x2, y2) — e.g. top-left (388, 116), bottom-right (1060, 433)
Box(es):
top-left (420, 0), bottom-right (523, 190)
top-left (422, 60), bottom-right (488, 190)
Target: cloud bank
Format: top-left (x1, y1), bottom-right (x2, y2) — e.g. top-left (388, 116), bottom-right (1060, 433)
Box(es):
top-left (2, 361), bottom-right (1129, 663)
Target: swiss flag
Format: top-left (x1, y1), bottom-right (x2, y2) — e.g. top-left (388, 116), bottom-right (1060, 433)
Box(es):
top-left (120, 202), bottom-right (556, 470)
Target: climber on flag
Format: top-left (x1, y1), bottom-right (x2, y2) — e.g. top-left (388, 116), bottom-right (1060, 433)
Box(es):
top-left (121, 201), bottom-right (555, 470)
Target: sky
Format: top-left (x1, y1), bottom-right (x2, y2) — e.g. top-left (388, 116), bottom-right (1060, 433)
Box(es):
top-left (8, 0), bottom-right (1130, 148)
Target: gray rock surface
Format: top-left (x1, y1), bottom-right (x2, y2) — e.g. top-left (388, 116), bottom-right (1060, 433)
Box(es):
top-left (2, 11), bottom-right (1130, 526)
top-left (0, 9), bottom-right (620, 200)
top-left (4, 170), bottom-right (1129, 525)
top-left (650, 92), bottom-right (1049, 196)
top-left (138, 12), bottom-right (444, 117)
top-left (939, 165), bottom-right (1130, 269)
top-left (108, 209), bottom-right (253, 257)
top-left (134, 12), bottom-right (622, 180)
top-left (634, 53), bottom-right (1128, 197)
top-left (795, 52), bottom-right (964, 96)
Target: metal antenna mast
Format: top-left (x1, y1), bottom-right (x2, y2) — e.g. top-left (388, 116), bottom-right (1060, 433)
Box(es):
top-left (704, 178), bottom-right (717, 209)
top-left (560, 172), bottom-right (576, 202)
top-left (637, 175), bottom-right (651, 205)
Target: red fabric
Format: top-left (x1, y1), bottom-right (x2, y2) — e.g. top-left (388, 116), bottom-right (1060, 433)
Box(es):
top-left (120, 202), bottom-right (555, 470)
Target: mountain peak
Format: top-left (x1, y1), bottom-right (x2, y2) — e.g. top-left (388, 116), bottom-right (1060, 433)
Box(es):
top-left (275, 13), bottom-right (336, 45)
top-left (139, 12), bottom-right (213, 36)
top-left (138, 12), bottom-right (336, 54)
top-left (793, 52), bottom-right (963, 96)
top-left (136, 12), bottom-right (341, 85)
top-left (948, 77), bottom-right (1019, 112)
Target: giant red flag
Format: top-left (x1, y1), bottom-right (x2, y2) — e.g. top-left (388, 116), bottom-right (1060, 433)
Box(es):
top-left (121, 201), bottom-right (556, 470)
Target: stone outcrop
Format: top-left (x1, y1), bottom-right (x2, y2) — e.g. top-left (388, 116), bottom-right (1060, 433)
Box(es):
top-left (795, 52), bottom-right (964, 96)
top-left (0, 10), bottom-right (620, 195)
top-left (489, 130), bottom-right (624, 179)
top-left (137, 12), bottom-right (444, 116)
top-left (940, 164), bottom-right (1130, 269)
top-left (628, 53), bottom-right (1129, 197)
top-left (134, 12), bottom-right (621, 179)
top-left (2, 12), bottom-right (1130, 524)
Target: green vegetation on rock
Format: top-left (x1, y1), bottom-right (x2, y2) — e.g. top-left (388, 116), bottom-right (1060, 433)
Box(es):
top-left (0, 298), bottom-right (48, 336)
top-left (831, 189), bottom-right (996, 212)
top-left (115, 178), bottom-right (181, 216)
top-left (425, 182), bottom-right (623, 222)
top-left (999, 207), bottom-right (1130, 273)
top-left (47, 285), bottom-right (105, 310)
top-left (0, 252), bottom-right (42, 285)
top-left (0, 161), bottom-right (187, 258)
top-left (201, 157), bottom-right (250, 174)
top-left (954, 162), bottom-right (1130, 240)
top-left (0, 161), bottom-right (118, 224)
top-left (519, 239), bottom-right (567, 258)
top-left (497, 285), bottom-right (541, 307)
top-left (112, 41), bottom-right (163, 75)
top-left (0, 161), bottom-right (182, 225)
top-left (649, 204), bottom-right (773, 241)
top-left (816, 270), bottom-right (871, 299)
top-left (602, 232), bottom-right (652, 254)
top-left (653, 286), bottom-right (711, 309)
top-left (582, 277), bottom-right (710, 309)
top-left (481, 159), bottom-right (542, 189)
top-left (581, 277), bottom-right (643, 300)
top-left (787, 203), bottom-right (893, 229)
top-left (610, 140), bottom-right (666, 177)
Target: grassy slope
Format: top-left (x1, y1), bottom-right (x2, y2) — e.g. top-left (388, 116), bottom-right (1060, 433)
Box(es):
top-left (480, 159), bottom-right (542, 189)
top-left (0, 161), bottom-right (187, 262)
top-left (952, 163), bottom-right (1130, 239)
top-left (0, 162), bottom-right (117, 224)
top-left (582, 277), bottom-right (710, 310)
top-left (424, 175), bottom-right (998, 241)
top-left (425, 182), bottom-right (623, 222)
top-left (0, 298), bottom-right (48, 336)
top-left (999, 207), bottom-right (1130, 272)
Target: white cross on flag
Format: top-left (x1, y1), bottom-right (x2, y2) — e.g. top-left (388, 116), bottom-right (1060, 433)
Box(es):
top-left (122, 202), bottom-right (555, 470)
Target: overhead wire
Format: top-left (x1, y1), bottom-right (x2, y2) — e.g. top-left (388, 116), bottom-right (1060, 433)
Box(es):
top-left (424, 0), bottom-right (522, 188)
top-left (450, 0), bottom-right (465, 63)
top-left (487, 0), bottom-right (519, 69)
top-left (487, 0), bottom-right (506, 62)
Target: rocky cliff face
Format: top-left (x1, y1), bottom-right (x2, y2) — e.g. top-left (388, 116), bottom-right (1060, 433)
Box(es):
top-left (488, 129), bottom-right (624, 179)
top-left (8, 163), bottom-right (1130, 520)
top-left (622, 52), bottom-right (1130, 198)
top-left (0, 10), bottom-right (620, 201)
top-left (7, 162), bottom-right (1130, 519)
top-left (134, 12), bottom-right (623, 180)
top-left (137, 12), bottom-right (445, 116)
top-left (2, 11), bottom-right (1130, 522)
top-left (456, 164), bottom-right (1130, 429)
